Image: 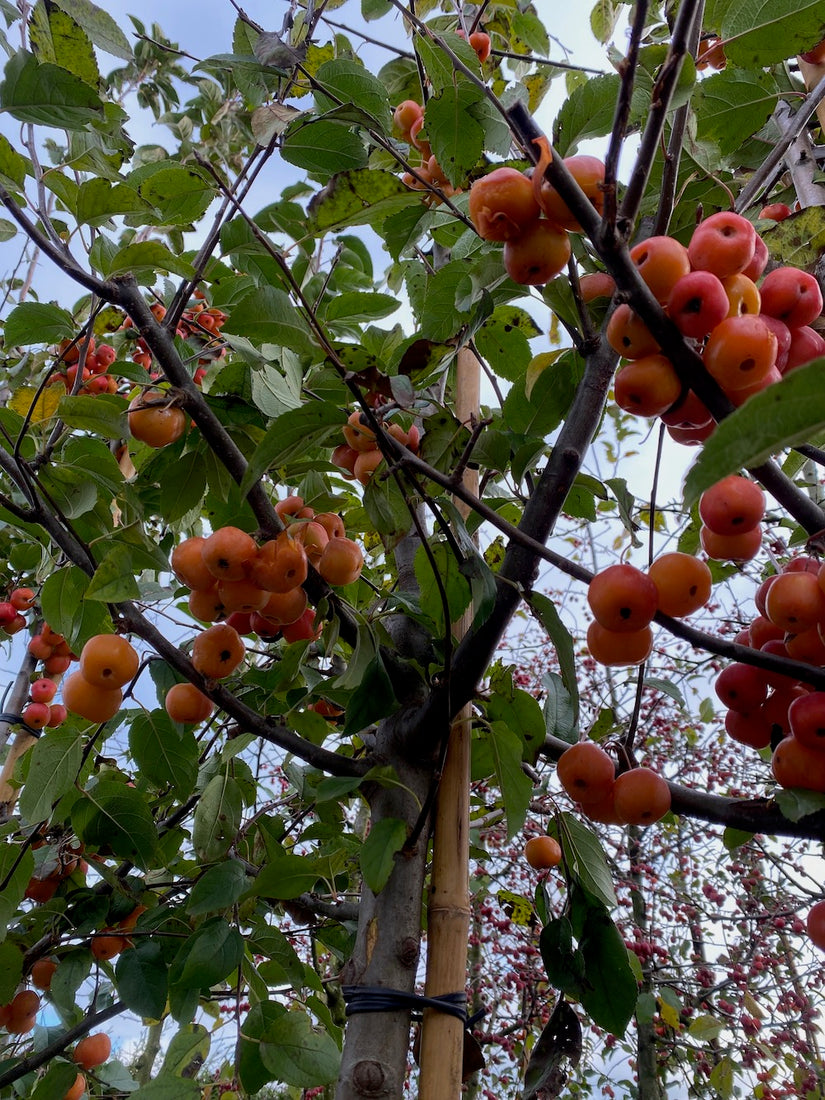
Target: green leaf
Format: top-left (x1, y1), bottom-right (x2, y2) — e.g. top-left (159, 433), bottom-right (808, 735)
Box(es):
top-left (192, 774), bottom-right (244, 862)
top-left (249, 853), bottom-right (319, 900)
top-left (282, 119), bottom-right (367, 179)
top-left (503, 349), bottom-right (584, 438)
top-left (343, 653), bottom-right (399, 735)
top-left (72, 780), bottom-right (160, 870)
top-left (552, 73), bottom-right (621, 155)
top-left (76, 177), bottom-right (147, 225)
top-left (542, 672), bottom-right (578, 745)
top-left (116, 940), bottom-right (169, 1020)
top-left (84, 547), bottom-right (141, 602)
top-left (578, 905), bottom-right (637, 1036)
top-left (138, 166), bottom-right (215, 227)
top-left (308, 168), bottom-right (416, 234)
top-left (0, 49), bottom-right (103, 129)
top-left (40, 566), bottom-right (112, 652)
top-left (129, 711), bottom-right (198, 800)
top-left (539, 916), bottom-right (586, 997)
top-left (57, 392), bottom-right (127, 439)
top-left (528, 594), bottom-right (579, 721)
top-left (225, 285), bottom-right (316, 358)
top-left (709, 1056), bottom-right (735, 1099)
top-left (360, 817), bottom-right (407, 893)
top-left (693, 70), bottom-right (778, 156)
top-left (19, 728), bottom-right (84, 822)
top-left (475, 306), bottom-right (537, 383)
top-left (239, 1001), bottom-right (288, 1094)
top-left (759, 208), bottom-right (825, 271)
top-left (556, 812), bottom-right (617, 909)
top-left (259, 1008), bottom-right (342, 1087)
top-left (488, 721), bottom-right (533, 839)
top-left (102, 241), bottom-right (195, 280)
top-left (711, 0), bottom-right (825, 66)
top-left (775, 787), bottom-right (825, 822)
top-left (29, 1064), bottom-right (80, 1100)
top-left (415, 32), bottom-right (480, 94)
top-left (240, 401), bottom-right (342, 495)
top-left (169, 919), bottom-right (244, 991)
top-left (425, 84), bottom-right (485, 188)
top-left (683, 360), bottom-right (825, 506)
top-left (362, 471), bottom-right (415, 547)
top-left (722, 827), bottom-right (754, 851)
top-left (0, 844), bottom-right (33, 942)
top-left (129, 1076), bottom-right (201, 1099)
top-left (0, 939), bottom-right (23, 1003)
top-left (323, 291), bottom-right (400, 324)
top-left (29, 2), bottom-right (99, 88)
top-left (52, 0), bottom-right (133, 59)
top-left (314, 58), bottom-right (392, 131)
top-left (3, 302), bottom-right (74, 347)
top-left (187, 859), bottom-right (249, 916)
top-left (523, 999), bottom-right (582, 1100)
top-left (689, 1014), bottom-right (726, 1041)
top-left (414, 539), bottom-right (473, 633)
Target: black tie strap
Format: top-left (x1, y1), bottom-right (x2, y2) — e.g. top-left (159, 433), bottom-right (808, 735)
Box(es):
top-left (342, 986), bottom-right (486, 1029)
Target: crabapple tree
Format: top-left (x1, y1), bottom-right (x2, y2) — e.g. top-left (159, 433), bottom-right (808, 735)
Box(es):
top-left (1, 2), bottom-right (825, 1099)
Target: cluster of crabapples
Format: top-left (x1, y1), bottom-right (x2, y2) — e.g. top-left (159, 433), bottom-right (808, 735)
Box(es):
top-left (467, 154), bottom-right (606, 285)
top-left (585, 550), bottom-right (712, 668)
top-left (521, 746), bottom-right (672, 871)
top-left (23, 621), bottom-right (75, 731)
top-left (0, 586), bottom-right (37, 638)
top-left (172, 498), bottom-right (363, 643)
top-left (606, 211), bottom-right (824, 445)
top-left (332, 409), bottom-right (420, 486)
top-left (393, 28), bottom-right (491, 199)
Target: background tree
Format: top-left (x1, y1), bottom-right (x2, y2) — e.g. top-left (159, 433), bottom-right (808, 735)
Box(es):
top-left (1, 1), bottom-right (825, 1099)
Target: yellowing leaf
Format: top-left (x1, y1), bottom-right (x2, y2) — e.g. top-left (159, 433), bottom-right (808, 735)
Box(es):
top-left (497, 888), bottom-right (534, 926)
top-left (658, 997), bottom-right (681, 1029)
top-left (525, 350), bottom-right (565, 400)
top-left (9, 384), bottom-right (62, 423)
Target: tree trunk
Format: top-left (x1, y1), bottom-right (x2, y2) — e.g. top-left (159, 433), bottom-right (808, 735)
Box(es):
top-left (335, 744), bottom-right (434, 1099)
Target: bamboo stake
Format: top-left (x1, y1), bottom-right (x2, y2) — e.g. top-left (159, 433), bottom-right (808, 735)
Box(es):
top-left (418, 346), bottom-right (480, 1097)
top-left (0, 648), bottom-right (39, 816)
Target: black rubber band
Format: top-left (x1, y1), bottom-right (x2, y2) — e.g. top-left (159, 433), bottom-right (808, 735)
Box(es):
top-left (342, 986), bottom-right (486, 1029)
top-left (0, 713), bottom-right (42, 738)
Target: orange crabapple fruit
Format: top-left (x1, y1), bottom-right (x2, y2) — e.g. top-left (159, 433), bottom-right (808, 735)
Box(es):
top-left (772, 735), bottom-right (825, 792)
top-left (687, 210), bottom-right (757, 278)
top-left (201, 526), bottom-right (258, 582)
top-left (128, 389), bottom-right (186, 448)
top-left (788, 692), bottom-right (825, 751)
top-left (605, 304), bottom-right (660, 359)
top-left (171, 536), bottom-right (216, 591)
top-left (587, 563), bottom-right (659, 633)
top-left (79, 634), bottom-right (139, 689)
top-left (612, 767), bottom-right (671, 825)
top-left (722, 273), bottom-right (761, 318)
top-left (524, 835), bottom-right (562, 870)
top-left (503, 219), bottom-right (571, 284)
top-left (646, 553), bottom-right (712, 618)
top-left (191, 623), bottom-right (245, 679)
top-left (724, 708), bottom-right (773, 751)
top-left (392, 99), bottom-right (422, 141)
top-left (64, 1073), bottom-right (86, 1100)
top-left (613, 354), bottom-right (682, 418)
top-left (715, 662), bottom-right (769, 713)
top-left (806, 900), bottom-right (825, 952)
top-left (742, 232), bottom-right (769, 282)
top-left (760, 266), bottom-right (824, 329)
top-left (698, 474), bottom-right (765, 536)
top-left (586, 621), bottom-right (654, 666)
top-left (188, 585), bottom-right (224, 623)
top-left (62, 672), bottom-right (123, 723)
top-left (556, 741), bottom-right (616, 805)
top-left (73, 1032), bottom-right (111, 1070)
top-left (700, 523), bottom-right (762, 562)
top-left (764, 571), bottom-right (825, 634)
top-left (342, 411), bottom-right (378, 453)
top-left (318, 537), bottom-right (364, 586)
top-left (664, 268), bottom-right (730, 336)
top-left (165, 682), bottom-right (214, 724)
top-left (629, 235), bottom-right (691, 303)
top-left (702, 314), bottom-right (777, 392)
top-left (468, 166), bottom-right (541, 242)
top-left (539, 155), bottom-right (605, 231)
top-left (5, 990), bottom-right (40, 1034)
top-left (579, 271), bottom-right (616, 303)
top-left (247, 535), bottom-right (308, 594)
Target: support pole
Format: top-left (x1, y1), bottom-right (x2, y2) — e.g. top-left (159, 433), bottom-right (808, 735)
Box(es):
top-left (418, 346), bottom-right (480, 1097)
